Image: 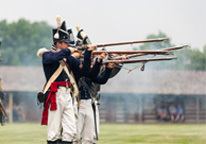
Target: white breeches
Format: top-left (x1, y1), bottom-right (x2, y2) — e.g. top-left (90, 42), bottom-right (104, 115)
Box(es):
top-left (47, 87), bottom-right (76, 142)
top-left (74, 99), bottom-right (94, 144)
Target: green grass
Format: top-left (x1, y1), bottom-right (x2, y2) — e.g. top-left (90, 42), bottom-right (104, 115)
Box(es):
top-left (99, 124), bottom-right (206, 144)
top-left (0, 123), bottom-right (206, 144)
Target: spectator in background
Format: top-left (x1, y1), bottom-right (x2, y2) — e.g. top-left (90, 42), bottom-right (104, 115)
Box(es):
top-left (156, 104), bottom-right (169, 122)
top-left (169, 103), bottom-right (177, 122)
top-left (175, 104), bottom-right (184, 122)
top-left (13, 104), bottom-right (19, 122)
top-left (162, 105), bottom-right (169, 122)
top-left (156, 104), bottom-right (163, 121)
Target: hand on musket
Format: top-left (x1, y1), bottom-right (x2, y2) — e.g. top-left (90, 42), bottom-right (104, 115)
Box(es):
top-left (68, 47), bottom-right (79, 54)
top-left (107, 53), bottom-right (127, 60)
top-left (110, 54), bottom-right (129, 66)
top-left (87, 45), bottom-right (97, 51)
top-left (109, 53), bottom-right (118, 58)
top-left (120, 54), bottom-right (129, 60)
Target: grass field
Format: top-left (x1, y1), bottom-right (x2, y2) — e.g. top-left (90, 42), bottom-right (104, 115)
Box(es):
top-left (0, 123), bottom-right (206, 144)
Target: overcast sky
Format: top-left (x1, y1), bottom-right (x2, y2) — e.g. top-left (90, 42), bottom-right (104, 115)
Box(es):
top-left (0, 0), bottom-right (205, 51)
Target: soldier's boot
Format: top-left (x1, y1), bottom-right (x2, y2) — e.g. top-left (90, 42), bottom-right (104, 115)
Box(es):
top-left (47, 140), bottom-right (58, 144)
top-left (47, 139), bottom-right (63, 144)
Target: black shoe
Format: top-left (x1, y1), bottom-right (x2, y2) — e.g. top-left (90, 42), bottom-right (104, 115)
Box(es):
top-left (60, 141), bottom-right (72, 144)
top-left (47, 140), bottom-right (58, 144)
top-left (47, 139), bottom-right (63, 144)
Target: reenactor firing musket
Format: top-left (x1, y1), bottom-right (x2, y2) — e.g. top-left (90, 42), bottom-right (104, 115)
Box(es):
top-left (73, 22), bottom-right (187, 143)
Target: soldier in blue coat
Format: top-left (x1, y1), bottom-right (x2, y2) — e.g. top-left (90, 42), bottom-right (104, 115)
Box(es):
top-left (74, 28), bottom-right (127, 144)
top-left (72, 51), bottom-right (115, 144)
top-left (39, 21), bottom-right (97, 144)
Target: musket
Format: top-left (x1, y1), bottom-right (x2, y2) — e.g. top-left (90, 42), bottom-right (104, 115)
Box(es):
top-left (0, 102), bottom-right (7, 118)
top-left (76, 38), bottom-right (169, 51)
top-left (0, 99), bottom-right (7, 126)
top-left (0, 101), bottom-right (7, 126)
top-left (95, 38), bottom-right (169, 47)
top-left (103, 57), bottom-right (177, 64)
top-left (92, 50), bottom-right (170, 55)
top-left (112, 45), bottom-right (188, 60)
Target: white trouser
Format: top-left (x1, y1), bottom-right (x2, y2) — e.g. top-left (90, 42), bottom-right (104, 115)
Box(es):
top-left (93, 100), bottom-right (100, 144)
top-left (74, 99), bottom-right (94, 144)
top-left (47, 87), bottom-right (76, 142)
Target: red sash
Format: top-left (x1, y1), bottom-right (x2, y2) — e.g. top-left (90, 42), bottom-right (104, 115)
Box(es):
top-left (41, 81), bottom-right (70, 125)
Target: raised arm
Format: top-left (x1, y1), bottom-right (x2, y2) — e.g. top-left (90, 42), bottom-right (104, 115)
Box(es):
top-left (91, 63), bottom-right (115, 84)
top-left (88, 52), bottom-right (108, 78)
top-left (43, 48), bottom-right (71, 64)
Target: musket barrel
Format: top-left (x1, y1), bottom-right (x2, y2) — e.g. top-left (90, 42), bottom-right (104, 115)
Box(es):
top-left (96, 38), bottom-right (169, 47)
top-left (92, 50), bottom-right (169, 55)
top-left (103, 57), bottom-right (177, 64)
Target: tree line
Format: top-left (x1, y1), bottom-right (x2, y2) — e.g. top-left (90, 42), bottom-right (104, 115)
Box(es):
top-left (0, 19), bottom-right (205, 70)
top-left (0, 19), bottom-right (52, 66)
top-left (134, 32), bottom-right (206, 71)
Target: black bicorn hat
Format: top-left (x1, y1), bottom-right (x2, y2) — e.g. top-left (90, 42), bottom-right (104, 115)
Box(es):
top-left (76, 29), bottom-right (91, 45)
top-left (52, 21), bottom-right (72, 43)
